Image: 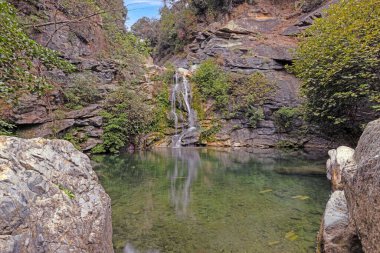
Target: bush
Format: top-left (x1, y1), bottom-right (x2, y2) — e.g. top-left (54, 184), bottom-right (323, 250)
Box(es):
top-left (93, 88), bottom-right (154, 153)
top-left (199, 122), bottom-right (221, 142)
top-left (0, 1), bottom-right (75, 99)
top-left (0, 119), bottom-right (15, 135)
top-left (191, 59), bottom-right (230, 109)
top-left (245, 106), bottom-right (264, 128)
top-left (230, 72), bottom-right (274, 112)
top-left (154, 5), bottom-right (197, 59)
top-left (63, 73), bottom-right (100, 109)
top-left (273, 107), bottom-right (301, 132)
top-left (290, 0), bottom-right (380, 135)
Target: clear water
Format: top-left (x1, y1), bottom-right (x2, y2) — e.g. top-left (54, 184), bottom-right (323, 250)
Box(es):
top-left (93, 148), bottom-right (330, 253)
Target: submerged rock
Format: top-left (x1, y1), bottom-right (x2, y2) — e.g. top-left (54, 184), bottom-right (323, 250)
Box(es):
top-left (0, 137), bottom-right (113, 253)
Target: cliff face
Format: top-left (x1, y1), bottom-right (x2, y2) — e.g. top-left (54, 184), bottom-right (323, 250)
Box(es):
top-left (149, 0), bottom-right (340, 150)
top-left (3, 0), bottom-right (147, 152)
top-left (11, 0), bottom-right (125, 58)
top-left (3, 0), bottom-right (342, 152)
top-left (320, 118), bottom-right (380, 252)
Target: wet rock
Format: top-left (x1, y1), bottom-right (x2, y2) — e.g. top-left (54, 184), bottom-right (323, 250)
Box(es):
top-left (0, 136), bottom-right (113, 253)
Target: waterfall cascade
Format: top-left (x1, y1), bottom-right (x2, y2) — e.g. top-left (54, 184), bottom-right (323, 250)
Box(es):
top-left (170, 70), bottom-right (198, 148)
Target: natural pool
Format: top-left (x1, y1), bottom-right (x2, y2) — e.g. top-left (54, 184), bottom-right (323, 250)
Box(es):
top-left (93, 148), bottom-right (330, 253)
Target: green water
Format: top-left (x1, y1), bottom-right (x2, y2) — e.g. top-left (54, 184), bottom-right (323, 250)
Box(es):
top-left (93, 148), bottom-right (330, 253)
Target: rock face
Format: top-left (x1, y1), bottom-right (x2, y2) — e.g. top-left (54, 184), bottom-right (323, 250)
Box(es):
top-left (322, 191), bottom-right (355, 253)
top-left (1, 0), bottom-right (142, 152)
top-left (152, 0), bottom-right (338, 150)
top-left (0, 137), bottom-right (113, 253)
top-left (321, 118), bottom-right (380, 253)
top-left (344, 119), bottom-right (380, 253)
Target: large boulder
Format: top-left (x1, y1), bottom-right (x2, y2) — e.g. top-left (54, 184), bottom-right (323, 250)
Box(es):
top-left (321, 118), bottom-right (380, 253)
top-left (0, 137), bottom-right (113, 253)
top-left (344, 119), bottom-right (380, 252)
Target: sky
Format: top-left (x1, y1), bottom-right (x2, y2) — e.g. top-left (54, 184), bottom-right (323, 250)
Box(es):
top-left (123, 0), bottom-right (163, 29)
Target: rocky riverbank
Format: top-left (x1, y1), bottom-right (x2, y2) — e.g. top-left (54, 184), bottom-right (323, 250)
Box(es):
top-left (0, 137), bottom-right (113, 253)
top-left (319, 118), bottom-right (380, 252)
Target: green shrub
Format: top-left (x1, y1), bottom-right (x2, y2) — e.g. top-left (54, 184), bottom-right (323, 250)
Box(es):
top-left (63, 74), bottom-right (99, 109)
top-left (273, 107), bottom-right (301, 132)
top-left (93, 88), bottom-right (154, 153)
top-left (191, 59), bottom-right (230, 109)
top-left (0, 119), bottom-right (15, 135)
top-left (290, 0), bottom-right (380, 135)
top-left (276, 140), bottom-right (303, 150)
top-left (200, 122), bottom-right (221, 142)
top-left (0, 1), bottom-right (75, 99)
top-left (245, 106), bottom-right (264, 128)
top-left (229, 72), bottom-right (274, 118)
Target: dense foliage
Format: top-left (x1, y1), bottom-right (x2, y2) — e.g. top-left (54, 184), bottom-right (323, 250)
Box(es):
top-left (191, 59), bottom-right (230, 109)
top-left (0, 1), bottom-right (74, 99)
top-left (92, 88), bottom-right (154, 153)
top-left (273, 107), bottom-right (302, 133)
top-left (132, 0), bottom-right (245, 60)
top-left (131, 17), bottom-right (159, 47)
top-left (192, 60), bottom-right (273, 127)
top-left (291, 0), bottom-right (380, 135)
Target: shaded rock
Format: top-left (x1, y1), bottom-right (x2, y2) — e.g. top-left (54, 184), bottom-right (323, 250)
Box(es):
top-left (343, 119), bottom-right (380, 253)
top-left (11, 94), bottom-right (55, 125)
top-left (17, 119), bottom-right (75, 138)
top-left (80, 138), bottom-right (103, 151)
top-left (322, 191), bottom-right (356, 253)
top-left (75, 116), bottom-right (103, 127)
top-left (0, 136), bottom-right (113, 253)
top-left (65, 104), bottom-right (101, 119)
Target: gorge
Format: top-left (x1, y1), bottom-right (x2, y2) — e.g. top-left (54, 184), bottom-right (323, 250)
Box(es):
top-left (0, 0), bottom-right (379, 252)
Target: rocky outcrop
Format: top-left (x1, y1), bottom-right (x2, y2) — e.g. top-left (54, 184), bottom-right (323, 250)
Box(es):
top-left (0, 136), bottom-right (113, 253)
top-left (152, 0), bottom-right (338, 150)
top-left (320, 118), bottom-right (380, 253)
top-left (343, 119), bottom-right (380, 253)
top-left (1, 0), bottom-right (134, 152)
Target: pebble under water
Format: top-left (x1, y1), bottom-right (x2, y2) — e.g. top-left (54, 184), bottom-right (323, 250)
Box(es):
top-left (93, 148), bottom-right (330, 253)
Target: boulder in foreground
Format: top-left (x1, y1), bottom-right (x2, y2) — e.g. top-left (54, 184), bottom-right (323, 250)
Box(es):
top-left (0, 137), bottom-right (113, 253)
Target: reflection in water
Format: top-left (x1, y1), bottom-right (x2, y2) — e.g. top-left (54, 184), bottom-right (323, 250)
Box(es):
top-left (94, 148), bottom-right (330, 253)
top-left (123, 243), bottom-right (159, 253)
top-left (170, 148), bottom-right (201, 217)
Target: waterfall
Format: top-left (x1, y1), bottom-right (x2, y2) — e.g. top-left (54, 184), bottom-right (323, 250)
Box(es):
top-left (170, 70), bottom-right (198, 148)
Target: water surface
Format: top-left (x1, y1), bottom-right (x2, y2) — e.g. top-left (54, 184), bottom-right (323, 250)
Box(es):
top-left (93, 148), bottom-right (330, 253)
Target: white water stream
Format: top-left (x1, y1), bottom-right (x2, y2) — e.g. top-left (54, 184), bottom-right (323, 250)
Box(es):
top-left (170, 70), bottom-right (198, 148)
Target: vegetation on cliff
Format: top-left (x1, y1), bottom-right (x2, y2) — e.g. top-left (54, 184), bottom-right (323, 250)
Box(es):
top-left (0, 1), bottom-right (74, 99)
top-left (132, 0), bottom-right (245, 61)
top-left (291, 0), bottom-right (380, 136)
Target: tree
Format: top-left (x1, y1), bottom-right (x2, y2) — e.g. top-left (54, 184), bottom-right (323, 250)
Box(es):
top-left (131, 17), bottom-right (159, 47)
top-left (291, 0), bottom-right (380, 135)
